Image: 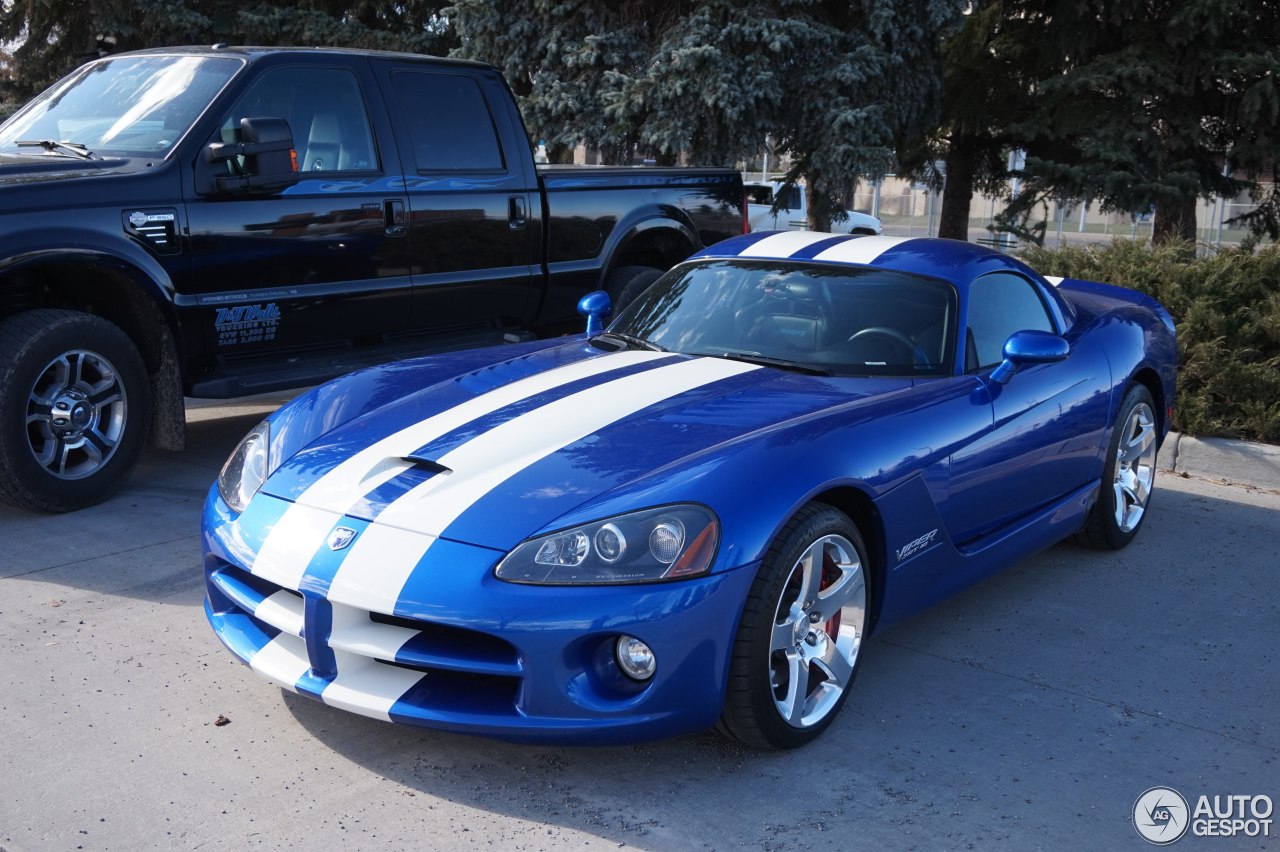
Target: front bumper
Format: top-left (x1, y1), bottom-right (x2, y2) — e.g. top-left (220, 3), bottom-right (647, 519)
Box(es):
top-left (203, 489), bottom-right (758, 744)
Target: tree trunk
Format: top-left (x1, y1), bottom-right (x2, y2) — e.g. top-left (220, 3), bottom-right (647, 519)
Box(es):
top-left (938, 137), bottom-right (977, 241)
top-left (1153, 195), bottom-right (1197, 244)
top-left (805, 181), bottom-right (831, 232)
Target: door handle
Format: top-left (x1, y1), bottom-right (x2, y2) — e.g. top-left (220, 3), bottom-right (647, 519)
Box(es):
top-left (508, 195), bottom-right (527, 230)
top-left (384, 199), bottom-right (407, 237)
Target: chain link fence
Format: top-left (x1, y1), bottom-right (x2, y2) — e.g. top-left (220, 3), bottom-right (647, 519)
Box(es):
top-left (851, 178), bottom-right (1269, 252)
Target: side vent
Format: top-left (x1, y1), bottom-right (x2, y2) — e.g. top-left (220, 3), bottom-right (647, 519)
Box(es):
top-left (122, 208), bottom-right (181, 255)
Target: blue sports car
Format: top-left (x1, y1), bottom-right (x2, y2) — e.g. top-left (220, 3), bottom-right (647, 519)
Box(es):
top-left (203, 231), bottom-right (1177, 749)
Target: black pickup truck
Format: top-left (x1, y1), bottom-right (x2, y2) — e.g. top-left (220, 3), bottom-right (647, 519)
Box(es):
top-left (0, 46), bottom-right (745, 512)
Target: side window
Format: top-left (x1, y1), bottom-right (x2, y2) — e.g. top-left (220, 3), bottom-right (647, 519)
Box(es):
top-left (389, 71), bottom-right (505, 172)
top-left (220, 67), bottom-right (377, 173)
top-left (966, 273), bottom-right (1055, 371)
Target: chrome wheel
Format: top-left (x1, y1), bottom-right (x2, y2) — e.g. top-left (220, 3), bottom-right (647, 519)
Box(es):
top-left (1112, 400), bottom-right (1156, 533)
top-left (769, 533), bottom-right (866, 728)
top-left (720, 504), bottom-right (870, 748)
top-left (1076, 384), bottom-right (1158, 550)
top-left (25, 349), bottom-right (128, 480)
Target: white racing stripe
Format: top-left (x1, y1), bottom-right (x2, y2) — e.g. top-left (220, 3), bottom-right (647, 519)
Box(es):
top-left (250, 350), bottom-right (667, 589)
top-left (249, 634), bottom-right (311, 693)
top-left (741, 231), bottom-right (841, 258)
top-left (812, 235), bottom-right (911, 265)
top-left (320, 653), bottom-right (425, 720)
top-left (253, 589), bottom-right (304, 637)
top-left (325, 356), bottom-right (761, 613)
top-left (1043, 275), bottom-right (1064, 286)
top-left (252, 502), bottom-right (344, 589)
top-left (298, 349), bottom-right (669, 510)
top-left (325, 523), bottom-right (436, 613)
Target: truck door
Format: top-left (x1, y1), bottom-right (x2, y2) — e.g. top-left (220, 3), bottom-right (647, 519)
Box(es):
top-left (185, 58), bottom-right (413, 375)
top-left (375, 63), bottom-right (539, 334)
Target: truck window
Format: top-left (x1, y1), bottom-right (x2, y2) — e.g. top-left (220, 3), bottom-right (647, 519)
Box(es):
top-left (389, 72), bottom-right (505, 172)
top-left (219, 67), bottom-right (377, 172)
top-left (0, 55), bottom-right (242, 157)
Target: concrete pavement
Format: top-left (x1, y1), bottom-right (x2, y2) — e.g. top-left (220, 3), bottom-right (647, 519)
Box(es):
top-left (1, 399), bottom-right (1277, 850)
top-left (1159, 432), bottom-right (1280, 493)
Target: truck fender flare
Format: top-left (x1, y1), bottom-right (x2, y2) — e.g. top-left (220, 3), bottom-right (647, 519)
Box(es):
top-left (0, 240), bottom-right (178, 305)
top-left (0, 243), bottom-right (186, 451)
top-left (597, 207), bottom-right (701, 290)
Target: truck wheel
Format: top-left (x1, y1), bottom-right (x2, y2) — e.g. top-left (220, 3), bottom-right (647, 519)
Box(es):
top-left (607, 265), bottom-right (664, 313)
top-left (0, 309), bottom-right (151, 512)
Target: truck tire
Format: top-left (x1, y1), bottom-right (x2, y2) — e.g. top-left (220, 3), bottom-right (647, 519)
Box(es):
top-left (607, 265), bottom-right (664, 313)
top-left (0, 309), bottom-right (151, 512)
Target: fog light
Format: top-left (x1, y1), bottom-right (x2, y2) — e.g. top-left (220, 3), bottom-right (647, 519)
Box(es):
top-left (615, 635), bottom-right (656, 681)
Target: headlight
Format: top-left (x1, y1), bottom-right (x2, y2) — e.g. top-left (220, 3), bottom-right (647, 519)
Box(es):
top-left (495, 505), bottom-right (719, 585)
top-left (218, 420), bottom-right (270, 514)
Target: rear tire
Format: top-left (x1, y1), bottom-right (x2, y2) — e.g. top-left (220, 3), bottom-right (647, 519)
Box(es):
top-left (607, 265), bottom-right (663, 313)
top-left (0, 309), bottom-right (151, 512)
top-left (1076, 384), bottom-right (1158, 550)
top-left (718, 503), bottom-right (869, 749)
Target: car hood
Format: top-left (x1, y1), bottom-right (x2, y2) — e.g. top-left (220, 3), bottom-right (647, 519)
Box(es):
top-left (260, 342), bottom-right (910, 551)
top-left (0, 152), bottom-right (137, 184)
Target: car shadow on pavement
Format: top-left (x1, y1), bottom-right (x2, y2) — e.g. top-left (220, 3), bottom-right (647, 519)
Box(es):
top-left (0, 405), bottom-right (277, 602)
top-left (269, 477), bottom-right (1279, 849)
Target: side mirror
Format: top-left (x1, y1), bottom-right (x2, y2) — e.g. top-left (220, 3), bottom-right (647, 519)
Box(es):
top-left (990, 329), bottom-right (1069, 383)
top-left (207, 116), bottom-right (299, 193)
top-left (577, 290), bottom-right (612, 335)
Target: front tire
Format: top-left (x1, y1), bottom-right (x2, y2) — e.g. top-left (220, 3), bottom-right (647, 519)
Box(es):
top-left (1076, 384), bottom-right (1158, 549)
top-left (719, 503), bottom-right (869, 749)
top-left (0, 309), bottom-right (151, 512)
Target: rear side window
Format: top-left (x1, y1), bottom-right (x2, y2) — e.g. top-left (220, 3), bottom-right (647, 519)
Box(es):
top-left (966, 272), bottom-right (1055, 370)
top-left (389, 72), bottom-right (505, 172)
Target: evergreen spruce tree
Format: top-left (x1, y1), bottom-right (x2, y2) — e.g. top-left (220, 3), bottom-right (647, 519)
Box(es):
top-left (450, 0), bottom-right (969, 230)
top-left (0, 1), bottom-right (455, 101)
top-left (1003, 0), bottom-right (1280, 244)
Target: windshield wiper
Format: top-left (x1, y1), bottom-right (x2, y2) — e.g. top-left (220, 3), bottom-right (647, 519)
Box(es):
top-left (15, 139), bottom-right (95, 159)
top-left (589, 331), bottom-right (666, 352)
top-left (713, 350), bottom-right (832, 376)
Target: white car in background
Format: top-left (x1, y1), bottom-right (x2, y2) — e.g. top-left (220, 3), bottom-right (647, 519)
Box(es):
top-left (745, 181), bottom-right (882, 235)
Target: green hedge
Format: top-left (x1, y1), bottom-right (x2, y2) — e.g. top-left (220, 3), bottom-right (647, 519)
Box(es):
top-left (1019, 240), bottom-right (1280, 443)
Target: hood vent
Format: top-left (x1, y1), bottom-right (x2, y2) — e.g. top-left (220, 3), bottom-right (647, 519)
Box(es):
top-left (345, 456), bottom-right (451, 522)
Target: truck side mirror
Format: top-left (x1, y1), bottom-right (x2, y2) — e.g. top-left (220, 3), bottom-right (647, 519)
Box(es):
top-left (206, 116), bottom-right (299, 193)
top-left (578, 290), bottom-right (612, 335)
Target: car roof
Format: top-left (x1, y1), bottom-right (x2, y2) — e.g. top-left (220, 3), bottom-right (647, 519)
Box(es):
top-left (690, 231), bottom-right (1075, 331)
top-left (693, 232), bottom-right (1039, 289)
top-left (105, 45), bottom-right (491, 70)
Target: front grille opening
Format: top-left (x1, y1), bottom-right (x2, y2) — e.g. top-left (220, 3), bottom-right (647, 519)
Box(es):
top-left (370, 611), bottom-right (519, 667)
top-left (377, 660), bottom-right (520, 715)
top-left (211, 561), bottom-right (299, 618)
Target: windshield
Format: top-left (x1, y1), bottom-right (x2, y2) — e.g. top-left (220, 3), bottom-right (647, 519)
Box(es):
top-left (0, 55), bottom-right (243, 158)
top-left (609, 259), bottom-right (958, 377)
